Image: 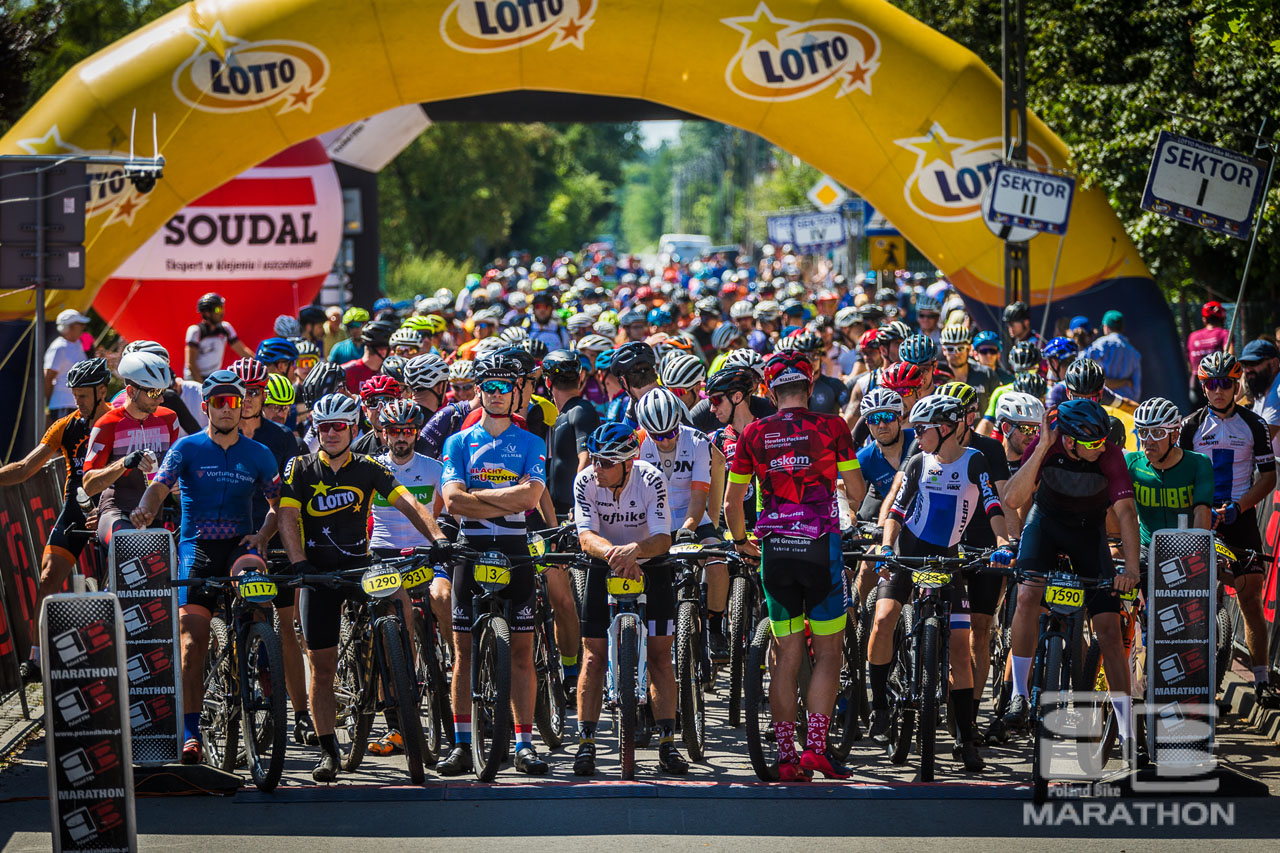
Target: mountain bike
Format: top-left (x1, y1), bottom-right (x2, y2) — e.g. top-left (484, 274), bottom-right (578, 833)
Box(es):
top-left (530, 527), bottom-right (574, 750)
top-left (403, 553), bottom-right (452, 762)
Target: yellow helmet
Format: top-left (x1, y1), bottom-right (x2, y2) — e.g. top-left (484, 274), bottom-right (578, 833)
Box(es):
top-left (341, 307), bottom-right (370, 326)
top-left (423, 314), bottom-right (447, 335)
top-left (265, 373), bottom-right (296, 406)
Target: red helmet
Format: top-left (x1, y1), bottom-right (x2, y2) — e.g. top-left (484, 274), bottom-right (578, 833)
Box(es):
top-left (763, 350), bottom-right (814, 388)
top-left (857, 328), bottom-right (884, 353)
top-left (1202, 301), bottom-right (1226, 321)
top-left (634, 286), bottom-right (654, 302)
top-left (229, 357), bottom-right (269, 389)
top-left (880, 361), bottom-right (924, 393)
top-left (359, 374), bottom-right (403, 401)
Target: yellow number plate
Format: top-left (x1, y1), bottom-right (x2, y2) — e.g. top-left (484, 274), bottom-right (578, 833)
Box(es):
top-left (238, 580), bottom-right (277, 602)
top-left (528, 536), bottom-right (547, 557)
top-left (911, 571), bottom-right (951, 587)
top-left (361, 570), bottom-right (402, 596)
top-left (1044, 585), bottom-right (1084, 608)
top-left (474, 563), bottom-right (510, 588)
top-left (669, 544), bottom-right (703, 556)
top-left (1214, 540), bottom-right (1236, 562)
top-left (1117, 587), bottom-right (1138, 602)
top-left (606, 576), bottom-right (645, 596)
top-left (401, 565), bottom-right (434, 590)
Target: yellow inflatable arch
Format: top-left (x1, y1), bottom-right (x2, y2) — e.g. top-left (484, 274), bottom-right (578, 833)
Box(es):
top-left (1, 0), bottom-right (1153, 323)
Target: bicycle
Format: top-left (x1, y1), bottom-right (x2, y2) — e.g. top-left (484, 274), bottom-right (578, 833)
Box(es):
top-left (721, 531), bottom-right (766, 730)
top-left (403, 553), bottom-right (453, 762)
top-left (173, 570), bottom-right (287, 792)
top-left (291, 553), bottom-right (433, 785)
top-left (529, 528), bottom-right (572, 751)
top-left (1207, 541), bottom-right (1271, 703)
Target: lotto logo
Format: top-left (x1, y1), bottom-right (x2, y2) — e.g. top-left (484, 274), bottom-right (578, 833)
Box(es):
top-left (52, 620), bottom-right (114, 667)
top-left (54, 679), bottom-right (115, 726)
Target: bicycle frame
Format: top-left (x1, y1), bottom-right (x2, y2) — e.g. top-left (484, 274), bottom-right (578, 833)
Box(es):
top-left (606, 592), bottom-right (648, 708)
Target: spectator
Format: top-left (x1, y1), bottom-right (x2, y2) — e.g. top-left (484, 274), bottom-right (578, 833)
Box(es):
top-left (1241, 339), bottom-right (1280, 450)
top-left (45, 309), bottom-right (89, 421)
top-left (328, 307), bottom-right (368, 364)
top-left (1187, 301), bottom-right (1232, 408)
top-left (322, 306), bottom-right (345, 356)
top-left (184, 292), bottom-right (253, 381)
top-left (1080, 309), bottom-right (1142, 399)
top-left (1068, 315), bottom-right (1093, 350)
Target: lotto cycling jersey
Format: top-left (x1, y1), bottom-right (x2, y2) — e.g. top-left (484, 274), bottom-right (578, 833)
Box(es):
top-left (639, 425), bottom-right (712, 530)
top-left (889, 449), bottom-right (1002, 548)
top-left (1179, 406), bottom-right (1274, 504)
top-left (155, 432), bottom-right (281, 542)
top-left (728, 407), bottom-right (859, 538)
top-left (83, 406), bottom-right (180, 518)
top-left (40, 413), bottom-right (93, 500)
top-left (573, 460), bottom-right (669, 561)
top-left (441, 421), bottom-right (546, 536)
top-left (1125, 449), bottom-right (1214, 545)
top-left (279, 451), bottom-right (408, 566)
top-left (1019, 435), bottom-right (1135, 518)
top-left (547, 396), bottom-right (600, 512)
top-left (370, 450), bottom-right (443, 549)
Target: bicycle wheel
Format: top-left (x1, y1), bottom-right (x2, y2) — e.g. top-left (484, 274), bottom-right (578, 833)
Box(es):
top-left (917, 616), bottom-right (940, 783)
top-left (472, 617), bottom-right (512, 782)
top-left (617, 613), bottom-right (639, 781)
top-left (726, 575), bottom-right (750, 728)
top-left (412, 614), bottom-right (446, 760)
top-left (238, 620), bottom-right (287, 792)
top-left (1033, 635), bottom-right (1064, 804)
top-left (1214, 600), bottom-right (1234, 700)
top-left (989, 594), bottom-right (1015, 717)
top-left (675, 601), bottom-right (706, 761)
top-left (201, 617), bottom-right (237, 772)
top-left (831, 614), bottom-right (863, 761)
top-left (889, 603), bottom-right (915, 765)
top-left (743, 619), bottom-right (779, 781)
top-left (533, 615), bottom-right (566, 750)
top-left (336, 616), bottom-right (373, 773)
top-left (379, 619), bottom-right (428, 784)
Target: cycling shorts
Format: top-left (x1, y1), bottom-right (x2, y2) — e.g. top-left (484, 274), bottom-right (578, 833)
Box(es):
top-left (760, 532), bottom-right (846, 637)
top-left (451, 536), bottom-right (536, 634)
top-left (966, 570), bottom-right (1004, 617)
top-left (45, 500), bottom-right (92, 564)
top-left (1016, 504), bottom-right (1120, 617)
top-left (1216, 508), bottom-right (1263, 577)
top-left (880, 529), bottom-right (970, 625)
top-left (578, 557), bottom-right (676, 640)
top-left (178, 538), bottom-right (265, 613)
top-left (96, 509), bottom-right (135, 546)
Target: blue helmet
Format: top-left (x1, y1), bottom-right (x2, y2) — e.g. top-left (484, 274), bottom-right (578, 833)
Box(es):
top-left (971, 330), bottom-right (1001, 351)
top-left (1042, 336), bottom-right (1079, 360)
top-left (647, 306), bottom-right (673, 327)
top-left (595, 350), bottom-right (616, 372)
top-left (255, 336), bottom-right (298, 364)
top-left (585, 422), bottom-right (640, 462)
top-left (1053, 398), bottom-right (1111, 442)
top-left (899, 333), bottom-right (938, 366)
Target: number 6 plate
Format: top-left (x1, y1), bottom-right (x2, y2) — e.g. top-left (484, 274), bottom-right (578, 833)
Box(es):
top-left (606, 576), bottom-right (644, 596)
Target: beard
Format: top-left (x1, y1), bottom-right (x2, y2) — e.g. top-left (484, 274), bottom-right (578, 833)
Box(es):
top-left (1245, 369), bottom-right (1274, 397)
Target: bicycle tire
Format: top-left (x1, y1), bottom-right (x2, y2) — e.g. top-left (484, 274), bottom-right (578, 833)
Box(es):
top-left (831, 616), bottom-right (862, 761)
top-left (238, 620), bottom-right (287, 792)
top-left (1079, 638), bottom-right (1110, 774)
top-left (726, 575), bottom-right (750, 728)
top-left (1033, 635), bottom-right (1064, 804)
top-left (675, 601), bottom-right (706, 761)
top-left (412, 615), bottom-right (445, 760)
top-left (918, 616), bottom-right (940, 782)
top-left (379, 619), bottom-right (428, 784)
top-left (472, 616), bottom-right (512, 782)
top-left (200, 617), bottom-right (236, 772)
top-left (618, 613), bottom-right (639, 781)
top-left (337, 615), bottom-right (373, 773)
top-left (889, 603), bottom-right (915, 765)
top-left (534, 616), bottom-right (567, 750)
top-left (1214, 601), bottom-right (1233, 700)
top-left (743, 619), bottom-right (779, 781)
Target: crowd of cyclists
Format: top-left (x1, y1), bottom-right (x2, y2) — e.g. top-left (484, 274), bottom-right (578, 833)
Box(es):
top-left (5, 245), bottom-right (1279, 787)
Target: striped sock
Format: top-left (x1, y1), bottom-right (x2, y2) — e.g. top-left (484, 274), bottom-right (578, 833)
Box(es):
top-left (515, 724), bottom-right (533, 752)
top-left (579, 721), bottom-right (596, 745)
top-left (454, 714), bottom-right (471, 745)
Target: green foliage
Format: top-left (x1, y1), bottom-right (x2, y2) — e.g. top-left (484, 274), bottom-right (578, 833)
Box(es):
top-left (383, 251), bottom-right (471, 302)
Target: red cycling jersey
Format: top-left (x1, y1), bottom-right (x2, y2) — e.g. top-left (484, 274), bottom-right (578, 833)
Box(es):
top-left (84, 406), bottom-right (180, 519)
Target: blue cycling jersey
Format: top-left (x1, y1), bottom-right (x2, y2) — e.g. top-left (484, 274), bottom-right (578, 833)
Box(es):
top-left (155, 431), bottom-right (281, 542)
top-left (441, 421), bottom-right (546, 536)
top-left (856, 428), bottom-right (916, 498)
top-left (605, 394), bottom-right (637, 429)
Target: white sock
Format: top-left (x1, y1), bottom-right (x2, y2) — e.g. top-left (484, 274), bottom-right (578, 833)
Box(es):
top-left (1111, 696), bottom-right (1133, 741)
top-left (1012, 655), bottom-right (1033, 698)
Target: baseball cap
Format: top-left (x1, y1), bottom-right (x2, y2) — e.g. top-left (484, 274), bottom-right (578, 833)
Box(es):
top-left (1101, 309), bottom-right (1124, 328)
top-left (1239, 339), bottom-right (1279, 364)
top-left (56, 309), bottom-right (91, 328)
top-left (1068, 315), bottom-right (1090, 331)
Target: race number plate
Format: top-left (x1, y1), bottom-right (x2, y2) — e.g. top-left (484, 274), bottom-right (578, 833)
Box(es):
top-left (236, 573), bottom-right (277, 604)
top-left (401, 565), bottom-right (434, 591)
top-left (1044, 584), bottom-right (1085, 609)
top-left (474, 562), bottom-right (511, 588)
top-left (361, 566), bottom-right (402, 598)
top-left (911, 571), bottom-right (951, 588)
top-left (528, 535), bottom-right (546, 557)
top-left (606, 576), bottom-right (645, 597)
top-left (669, 544), bottom-right (703, 556)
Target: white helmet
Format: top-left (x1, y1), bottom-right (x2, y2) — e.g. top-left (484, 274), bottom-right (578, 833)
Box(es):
top-left (576, 334), bottom-right (613, 354)
top-left (712, 324), bottom-right (743, 350)
top-left (434, 287), bottom-right (453, 302)
top-left (729, 301), bottom-right (754, 320)
top-left (723, 348), bottom-right (765, 381)
top-left (567, 314), bottom-right (594, 332)
top-left (117, 352), bottom-right (172, 390)
top-left (403, 353), bottom-right (449, 390)
top-left (1133, 396), bottom-right (1181, 431)
top-left (660, 353), bottom-right (706, 390)
top-left (121, 339), bottom-right (170, 364)
top-left (994, 391), bottom-right (1045, 427)
top-left (449, 359), bottom-right (475, 382)
top-left (915, 294), bottom-right (942, 314)
top-left (390, 327), bottom-right (424, 349)
top-left (753, 300), bottom-right (781, 322)
top-left (471, 337), bottom-right (506, 357)
top-left (312, 393), bottom-right (360, 425)
top-left (834, 307), bottom-right (860, 329)
top-left (636, 388), bottom-right (685, 435)
top-left (860, 387), bottom-right (904, 417)
top-left (592, 321), bottom-right (618, 337)
top-left (274, 314), bottom-right (301, 338)
top-left (940, 325), bottom-right (970, 346)
top-left (500, 326), bottom-right (529, 344)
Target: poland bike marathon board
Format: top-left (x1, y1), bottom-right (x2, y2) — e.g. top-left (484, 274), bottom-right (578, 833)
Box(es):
top-left (1141, 130), bottom-right (1267, 240)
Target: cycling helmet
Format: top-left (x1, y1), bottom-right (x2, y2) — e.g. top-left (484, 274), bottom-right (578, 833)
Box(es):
top-left (763, 350), bottom-right (813, 388)
top-left (378, 399), bottom-right (425, 430)
top-left (1108, 415), bottom-right (1127, 450)
top-left (880, 361), bottom-right (924, 393)
top-left (359, 374), bottom-right (403, 402)
top-left (1202, 301), bottom-right (1227, 322)
top-left (256, 337), bottom-right (298, 364)
top-left (793, 329), bottom-right (823, 353)
top-left (197, 369), bottom-right (242, 400)
top-left (67, 357), bottom-right (112, 388)
top-left (494, 345), bottom-right (539, 378)
top-left (312, 393), bottom-right (361, 425)
top-left (899, 333), bottom-right (937, 365)
top-left (1196, 350), bottom-right (1242, 382)
top-left (229, 357), bottom-right (270, 389)
top-left (1003, 300), bottom-right (1030, 323)
top-left (994, 391), bottom-right (1045, 427)
top-left (859, 303), bottom-right (885, 324)
top-left (712, 324), bottom-right (743, 350)
top-left (705, 366), bottom-right (756, 397)
top-left (576, 334), bottom-right (613, 354)
top-left (592, 320), bottom-right (618, 337)
top-left (1053, 398), bottom-right (1111, 442)
top-left (594, 350), bottom-right (617, 372)
top-left (834, 307), bottom-right (860, 329)
top-left (197, 292), bottom-right (225, 312)
top-left (567, 314), bottom-right (594, 333)
top-left (611, 342), bottom-right (658, 377)
top-left (724, 348), bottom-right (766, 381)
top-left (1133, 397), bottom-right (1181, 430)
top-left (1064, 357), bottom-right (1106, 395)
top-left (647, 307), bottom-right (673, 327)
top-left (935, 381), bottom-right (978, 411)
top-left (342, 307), bottom-right (370, 326)
top-left (471, 336), bottom-right (506, 358)
top-left (1009, 340), bottom-right (1042, 372)
top-left (295, 339), bottom-right (321, 361)
top-left (774, 334), bottom-right (800, 354)
top-left (1041, 336), bottom-right (1078, 361)
top-left (971, 330), bottom-right (1001, 351)
top-left (857, 328), bottom-right (884, 352)
top-left (696, 296), bottom-right (721, 316)
top-left (660, 353), bottom-right (706, 390)
top-left (380, 354), bottom-right (407, 384)
top-left (402, 315), bottom-right (431, 333)
top-left (861, 387), bottom-right (904, 417)
top-left (299, 305), bottom-right (327, 327)
top-left (522, 337), bottom-right (549, 361)
top-left (915, 294), bottom-right (942, 314)
top-left (422, 314), bottom-right (447, 335)
top-left (300, 362), bottom-right (346, 406)
top-left (359, 318), bottom-right (398, 348)
top-left (1013, 371), bottom-right (1047, 399)
top-left (779, 297), bottom-right (804, 317)
top-left (475, 352), bottom-right (520, 383)
top-left (940, 325), bottom-right (970, 346)
top-left (500, 326), bottom-right (529, 344)
top-left (753, 300), bottom-right (781, 322)
top-left (876, 287), bottom-right (898, 304)
top-left (390, 326), bottom-right (424, 349)
top-left (273, 315), bottom-right (301, 338)
top-left (636, 388), bottom-right (685, 434)
top-left (449, 359), bottom-right (475, 382)
top-left (619, 308), bottom-right (647, 327)
top-left (543, 349), bottom-right (583, 380)
top-left (729, 301), bottom-right (754, 320)
top-left (117, 352), bottom-right (172, 391)
top-left (879, 320), bottom-right (911, 342)
top-left (265, 373), bottom-right (296, 406)
top-left (403, 353), bottom-right (449, 389)
top-left (908, 394), bottom-right (965, 426)
top-left (121, 339), bottom-right (171, 364)
top-left (585, 422), bottom-right (640, 462)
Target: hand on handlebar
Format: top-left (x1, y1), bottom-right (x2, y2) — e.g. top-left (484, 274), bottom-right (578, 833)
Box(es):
top-left (733, 536), bottom-right (760, 559)
top-left (875, 544), bottom-right (894, 581)
top-left (1114, 567), bottom-right (1139, 594)
top-left (989, 547), bottom-right (1015, 568)
top-left (606, 544), bottom-right (641, 579)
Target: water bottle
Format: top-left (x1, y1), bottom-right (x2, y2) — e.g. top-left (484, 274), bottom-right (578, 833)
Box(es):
top-left (75, 486), bottom-right (91, 513)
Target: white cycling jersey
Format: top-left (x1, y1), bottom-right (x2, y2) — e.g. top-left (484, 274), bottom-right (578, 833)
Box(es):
top-left (573, 459), bottom-right (669, 562)
top-left (370, 450), bottom-right (443, 549)
top-left (639, 425), bottom-right (712, 531)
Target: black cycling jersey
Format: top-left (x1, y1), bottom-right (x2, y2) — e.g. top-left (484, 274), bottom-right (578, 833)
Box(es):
top-left (959, 433), bottom-right (1011, 547)
top-left (547, 395), bottom-right (599, 513)
top-left (161, 387), bottom-right (202, 435)
top-left (808, 374), bottom-right (850, 416)
top-left (689, 394), bottom-right (775, 434)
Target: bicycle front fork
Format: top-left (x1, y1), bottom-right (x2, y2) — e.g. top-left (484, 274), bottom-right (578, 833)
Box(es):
top-left (605, 605), bottom-right (648, 706)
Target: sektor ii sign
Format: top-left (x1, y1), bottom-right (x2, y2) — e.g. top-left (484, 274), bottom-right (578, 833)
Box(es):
top-left (441, 0), bottom-right (595, 52)
top-left (723, 3), bottom-right (880, 101)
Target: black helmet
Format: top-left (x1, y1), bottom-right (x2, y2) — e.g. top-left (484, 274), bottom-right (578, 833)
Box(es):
top-left (875, 287), bottom-right (897, 303)
top-left (705, 366), bottom-right (756, 397)
top-left (1054, 398), bottom-right (1111, 443)
top-left (1009, 340), bottom-right (1041, 372)
top-left (66, 357), bottom-right (111, 388)
top-left (360, 318), bottom-right (398, 348)
top-left (380, 354), bottom-right (407, 384)
top-left (475, 351), bottom-right (522, 382)
top-left (542, 349), bottom-right (583, 380)
top-left (522, 337), bottom-right (549, 361)
top-left (197, 292), bottom-right (224, 312)
top-left (495, 345), bottom-right (539, 377)
top-left (1013, 371), bottom-right (1047, 399)
top-left (1064, 357), bottom-right (1105, 395)
top-left (298, 305), bottom-right (327, 326)
top-left (1003, 300), bottom-right (1030, 323)
top-left (300, 361), bottom-right (346, 406)
top-left (611, 341), bottom-right (658, 377)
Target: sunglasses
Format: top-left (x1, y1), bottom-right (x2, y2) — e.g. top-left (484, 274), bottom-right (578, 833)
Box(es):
top-left (365, 395), bottom-right (396, 409)
top-left (709, 394), bottom-right (729, 406)
top-left (130, 385), bottom-right (164, 399)
top-left (591, 457), bottom-right (623, 469)
top-left (244, 387), bottom-right (264, 399)
top-left (649, 429), bottom-right (679, 442)
top-left (317, 422), bottom-right (350, 434)
top-left (1136, 427), bottom-right (1173, 442)
top-left (1202, 377), bottom-right (1237, 392)
top-left (918, 312), bottom-right (940, 320)
top-left (393, 346), bottom-right (418, 356)
top-left (866, 412), bottom-right (899, 426)
top-left (451, 382), bottom-right (475, 392)
top-left (298, 356), bottom-right (319, 370)
top-left (207, 395), bottom-right (242, 410)
top-left (941, 345), bottom-right (967, 353)
top-left (480, 380), bottom-right (515, 394)
top-left (1012, 423), bottom-right (1039, 437)
top-left (975, 348), bottom-right (1000, 356)
top-left (474, 323), bottom-right (492, 330)
top-left (384, 427), bottom-right (417, 437)
top-left (1072, 436), bottom-right (1106, 450)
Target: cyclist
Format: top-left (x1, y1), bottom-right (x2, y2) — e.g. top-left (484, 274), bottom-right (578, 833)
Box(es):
top-left (792, 330), bottom-right (849, 415)
top-left (448, 359), bottom-right (476, 404)
top-left (869, 394), bottom-right (1012, 772)
top-left (277, 393), bottom-right (447, 782)
top-left (1180, 352), bottom-right (1279, 707)
top-left (129, 370), bottom-right (281, 764)
top-left (846, 320), bottom-right (910, 416)
top-left (851, 361), bottom-right (924, 446)
top-left (915, 294), bottom-right (943, 345)
top-left (971, 331), bottom-right (1010, 384)
top-left (1041, 336), bottom-right (1078, 391)
top-left (390, 326), bottom-right (426, 359)
top-left (1000, 399), bottom-right (1140, 746)
top-left (402, 353), bottom-right (451, 422)
top-left (898, 334), bottom-right (939, 397)
top-left (993, 391), bottom-right (1045, 477)
top-left (749, 301), bottom-right (780, 354)
top-left (256, 337), bottom-right (299, 378)
top-left (977, 340), bottom-right (1043, 435)
top-left (1127, 397), bottom-right (1212, 543)
top-left (606, 342), bottom-right (662, 428)
top-left (341, 318), bottom-right (397, 393)
top-left (1001, 301), bottom-right (1042, 357)
top-left (264, 373), bottom-right (296, 426)
top-left (523, 290), bottom-right (571, 350)
top-left (850, 388), bottom-right (916, 609)
top-left (1045, 356), bottom-right (1137, 414)
top-left (184, 292), bottom-right (253, 382)
top-left (940, 325), bottom-right (997, 415)
top-left (725, 350), bottom-right (867, 781)
top-left (2, 358), bottom-right (112, 682)
top-left (851, 328), bottom-right (886, 382)
top-left (437, 354), bottom-right (551, 776)
top-left (690, 349), bottom-right (774, 432)
top-left (298, 362), bottom-right (350, 450)
top-left (660, 352), bottom-right (707, 412)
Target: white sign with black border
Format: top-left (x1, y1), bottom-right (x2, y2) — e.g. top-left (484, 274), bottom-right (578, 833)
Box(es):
top-left (983, 163), bottom-right (1076, 236)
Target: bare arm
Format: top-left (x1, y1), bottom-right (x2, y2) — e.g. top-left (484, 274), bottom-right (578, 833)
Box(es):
top-left (708, 445), bottom-right (726, 529)
top-left (0, 443), bottom-right (57, 486)
top-left (129, 480), bottom-right (173, 529)
top-left (84, 453), bottom-right (155, 497)
top-left (278, 505), bottom-right (305, 564)
top-left (537, 488), bottom-right (557, 527)
top-left (185, 343), bottom-right (202, 382)
top-left (1237, 469), bottom-right (1276, 514)
top-left (472, 479), bottom-right (545, 514)
top-left (683, 488), bottom-right (709, 532)
top-left (1002, 414), bottom-right (1054, 513)
top-left (231, 340), bottom-right (254, 359)
top-left (442, 481), bottom-right (512, 519)
top-left (1194, 504), bottom-right (1211, 530)
top-left (1113, 499), bottom-right (1141, 591)
top-left (840, 465), bottom-right (867, 510)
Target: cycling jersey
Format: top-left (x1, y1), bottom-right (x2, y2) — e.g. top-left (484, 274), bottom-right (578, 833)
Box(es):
top-left (441, 421), bottom-right (546, 537)
top-left (889, 448), bottom-right (1002, 548)
top-left (747, 329), bottom-right (772, 355)
top-left (279, 451), bottom-right (408, 567)
top-left (84, 407), bottom-right (180, 536)
top-left (184, 320), bottom-right (239, 380)
top-left (689, 395), bottom-right (775, 434)
top-left (522, 318), bottom-right (571, 351)
top-left (856, 429), bottom-right (918, 498)
top-left (370, 450), bottom-right (443, 549)
top-left (728, 407), bottom-right (859, 538)
top-left (808, 374), bottom-right (850, 416)
top-left (958, 433), bottom-right (1011, 547)
top-left (573, 459), bottom-right (669, 558)
top-left (421, 400), bottom-right (471, 459)
top-left (713, 423), bottom-right (760, 525)
top-left (40, 412), bottom-right (93, 500)
top-left (981, 382), bottom-right (1015, 423)
top-left (341, 359), bottom-right (377, 394)
top-left (1125, 449), bottom-right (1213, 545)
top-left (1019, 435), bottom-right (1135, 519)
top-left (606, 394), bottom-right (637, 428)
top-left (547, 396), bottom-right (600, 513)
top-left (639, 425), bottom-right (712, 530)
top-left (1179, 406), bottom-right (1274, 504)
top-left (155, 431), bottom-right (281, 542)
